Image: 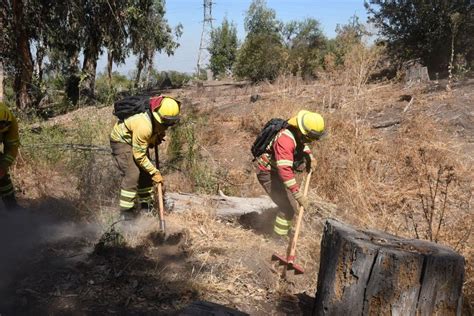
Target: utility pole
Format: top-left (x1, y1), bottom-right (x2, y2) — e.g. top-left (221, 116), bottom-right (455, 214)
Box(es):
top-left (197, 0), bottom-right (214, 77)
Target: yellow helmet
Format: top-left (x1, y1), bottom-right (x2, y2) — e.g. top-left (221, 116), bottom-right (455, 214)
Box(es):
top-left (151, 96), bottom-right (181, 126)
top-left (296, 110), bottom-right (325, 141)
top-left (0, 102), bottom-right (13, 133)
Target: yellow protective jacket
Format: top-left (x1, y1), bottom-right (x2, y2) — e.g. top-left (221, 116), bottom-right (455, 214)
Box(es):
top-left (0, 103), bottom-right (20, 170)
top-left (110, 112), bottom-right (166, 175)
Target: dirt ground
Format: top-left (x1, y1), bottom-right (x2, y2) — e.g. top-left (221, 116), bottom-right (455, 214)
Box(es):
top-left (0, 78), bottom-right (472, 315)
top-left (0, 203), bottom-right (317, 315)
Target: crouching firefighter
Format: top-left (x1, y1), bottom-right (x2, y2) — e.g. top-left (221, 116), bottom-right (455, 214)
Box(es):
top-left (0, 102), bottom-right (21, 210)
top-left (252, 110), bottom-right (325, 238)
top-left (110, 95), bottom-right (181, 219)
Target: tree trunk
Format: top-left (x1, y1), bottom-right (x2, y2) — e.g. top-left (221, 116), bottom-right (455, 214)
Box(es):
top-left (167, 192), bottom-right (277, 217)
top-left (81, 39), bottom-right (100, 99)
top-left (135, 53), bottom-right (144, 89)
top-left (313, 220), bottom-right (465, 316)
top-left (145, 52), bottom-right (154, 88)
top-left (12, 0), bottom-right (33, 110)
top-left (107, 50), bottom-right (113, 88)
top-left (65, 52), bottom-right (80, 105)
top-left (35, 39), bottom-right (46, 86)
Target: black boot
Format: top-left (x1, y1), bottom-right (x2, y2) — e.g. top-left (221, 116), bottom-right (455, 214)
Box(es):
top-left (2, 194), bottom-right (19, 211)
top-left (140, 202), bottom-right (153, 216)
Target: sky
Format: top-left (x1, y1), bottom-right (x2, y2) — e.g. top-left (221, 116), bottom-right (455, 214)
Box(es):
top-left (97, 0), bottom-right (368, 75)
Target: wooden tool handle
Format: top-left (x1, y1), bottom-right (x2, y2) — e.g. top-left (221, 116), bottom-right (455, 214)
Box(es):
top-left (287, 170), bottom-right (312, 262)
top-left (154, 145), bottom-right (160, 169)
top-left (155, 145), bottom-right (166, 231)
top-left (157, 182), bottom-right (166, 231)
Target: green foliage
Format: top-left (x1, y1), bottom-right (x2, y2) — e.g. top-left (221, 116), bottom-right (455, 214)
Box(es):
top-left (208, 18), bottom-right (238, 77)
top-left (234, 34), bottom-right (286, 82)
top-left (2, 0), bottom-right (182, 111)
top-left (152, 71), bottom-right (191, 89)
top-left (283, 18), bottom-right (326, 77)
top-left (333, 15), bottom-right (367, 65)
top-left (365, 0), bottom-right (474, 73)
top-left (318, 15), bottom-right (367, 71)
top-left (244, 0), bottom-right (281, 35)
top-left (95, 71), bottom-right (133, 104)
top-left (128, 0), bottom-right (183, 87)
top-left (234, 0), bottom-right (285, 82)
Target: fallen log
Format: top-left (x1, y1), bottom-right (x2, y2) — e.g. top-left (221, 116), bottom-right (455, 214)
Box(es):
top-left (166, 193), bottom-right (340, 220)
top-left (313, 219), bottom-right (464, 316)
top-left (166, 192), bottom-right (277, 217)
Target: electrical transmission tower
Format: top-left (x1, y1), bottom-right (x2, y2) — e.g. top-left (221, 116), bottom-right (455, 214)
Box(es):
top-left (196, 0), bottom-right (214, 76)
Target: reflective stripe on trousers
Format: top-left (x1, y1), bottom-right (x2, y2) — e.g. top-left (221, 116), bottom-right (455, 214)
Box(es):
top-left (137, 186), bottom-right (153, 204)
top-left (120, 188), bottom-right (136, 209)
top-left (274, 215), bottom-right (292, 236)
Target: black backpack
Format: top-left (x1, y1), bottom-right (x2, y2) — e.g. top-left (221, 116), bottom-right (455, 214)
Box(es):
top-left (251, 118), bottom-right (288, 158)
top-left (113, 96), bottom-right (151, 121)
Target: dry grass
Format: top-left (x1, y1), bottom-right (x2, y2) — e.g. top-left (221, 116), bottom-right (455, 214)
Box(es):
top-left (11, 68), bottom-right (473, 313)
top-left (181, 74), bottom-right (473, 308)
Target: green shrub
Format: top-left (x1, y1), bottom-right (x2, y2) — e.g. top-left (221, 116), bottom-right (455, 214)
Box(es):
top-left (234, 0), bottom-right (285, 82)
top-left (95, 71), bottom-right (133, 105)
top-left (234, 33), bottom-right (286, 82)
top-left (209, 18), bottom-right (238, 77)
top-left (151, 71), bottom-right (191, 89)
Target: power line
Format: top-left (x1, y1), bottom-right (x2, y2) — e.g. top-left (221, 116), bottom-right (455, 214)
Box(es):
top-left (196, 0), bottom-right (214, 75)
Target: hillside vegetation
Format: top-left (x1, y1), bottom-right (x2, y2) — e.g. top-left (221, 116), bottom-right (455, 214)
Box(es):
top-left (1, 73), bottom-right (471, 314)
top-left (1, 0), bottom-right (473, 314)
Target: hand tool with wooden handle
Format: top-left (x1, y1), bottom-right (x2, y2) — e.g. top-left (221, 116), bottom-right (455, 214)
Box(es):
top-left (154, 145), bottom-right (166, 232)
top-left (271, 169), bottom-right (312, 275)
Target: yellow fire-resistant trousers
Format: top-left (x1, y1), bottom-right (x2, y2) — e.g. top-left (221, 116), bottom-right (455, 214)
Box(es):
top-left (256, 168), bottom-right (298, 236)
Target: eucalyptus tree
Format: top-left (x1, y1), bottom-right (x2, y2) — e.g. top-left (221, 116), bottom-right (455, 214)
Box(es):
top-left (127, 0), bottom-right (182, 88)
top-left (282, 18), bottom-right (326, 78)
top-left (1, 0), bottom-right (34, 109)
top-left (208, 17), bottom-right (238, 77)
top-left (234, 0), bottom-right (285, 82)
top-left (365, 0), bottom-right (474, 73)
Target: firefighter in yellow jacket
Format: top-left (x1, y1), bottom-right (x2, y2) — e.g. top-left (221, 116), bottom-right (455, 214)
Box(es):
top-left (0, 102), bottom-right (21, 210)
top-left (110, 96), bottom-right (180, 219)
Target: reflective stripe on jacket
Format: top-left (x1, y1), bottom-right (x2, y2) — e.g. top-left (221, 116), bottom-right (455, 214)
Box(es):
top-left (110, 112), bottom-right (165, 175)
top-left (256, 128), bottom-right (312, 194)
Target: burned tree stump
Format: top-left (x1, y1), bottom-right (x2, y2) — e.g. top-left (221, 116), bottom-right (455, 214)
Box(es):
top-left (313, 220), bottom-right (464, 316)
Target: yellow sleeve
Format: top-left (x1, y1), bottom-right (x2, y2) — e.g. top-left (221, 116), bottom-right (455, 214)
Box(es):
top-left (128, 117), bottom-right (159, 175)
top-left (0, 116), bottom-right (20, 170)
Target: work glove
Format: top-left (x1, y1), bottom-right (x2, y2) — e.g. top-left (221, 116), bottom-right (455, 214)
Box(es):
top-left (152, 171), bottom-right (164, 184)
top-left (295, 194), bottom-right (309, 210)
